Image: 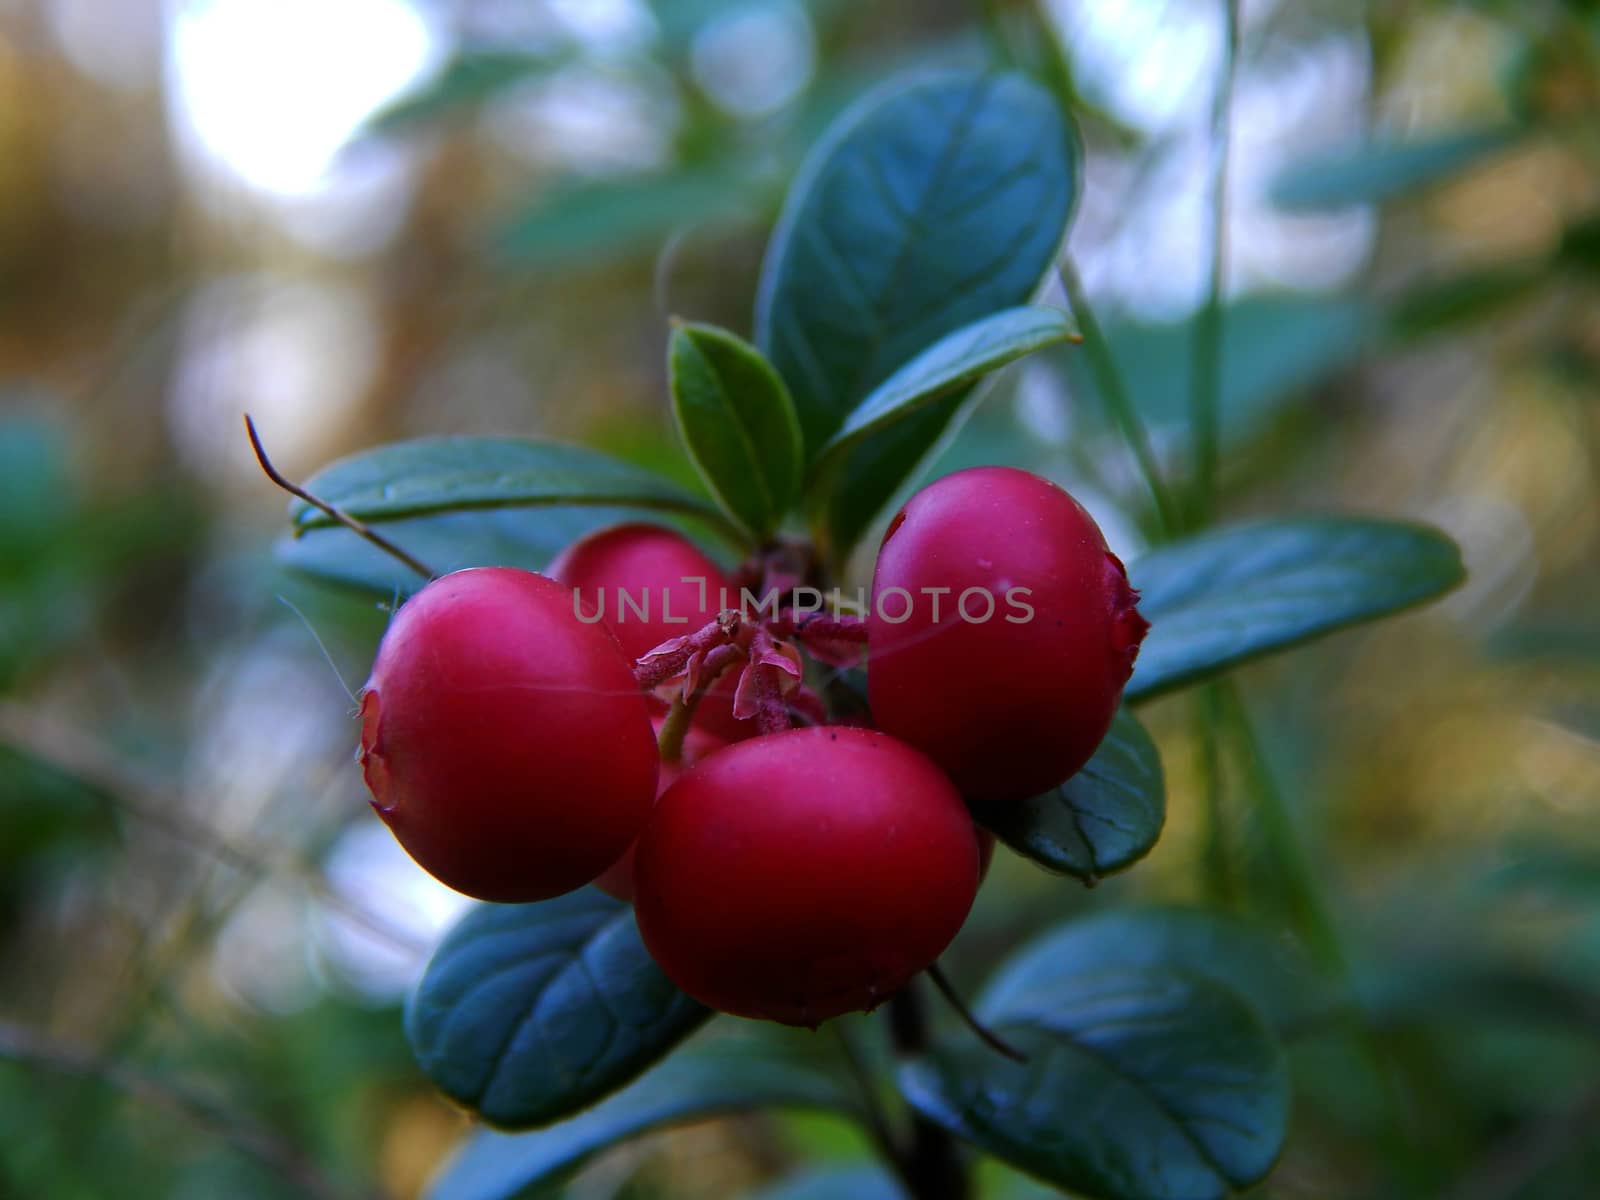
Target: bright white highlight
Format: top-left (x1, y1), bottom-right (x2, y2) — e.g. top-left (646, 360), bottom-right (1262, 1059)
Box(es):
top-left (169, 0), bottom-right (440, 195)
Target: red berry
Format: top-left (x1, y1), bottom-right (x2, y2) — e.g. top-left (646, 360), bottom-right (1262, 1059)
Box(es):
top-left (358, 567), bottom-right (659, 903)
top-left (592, 722), bottom-right (725, 903)
top-left (548, 523), bottom-right (751, 742)
top-left (867, 467), bottom-right (1148, 802)
top-left (632, 727), bottom-right (980, 1026)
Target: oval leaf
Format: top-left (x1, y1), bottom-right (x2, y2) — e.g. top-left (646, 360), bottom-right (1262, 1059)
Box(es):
top-left (429, 1035), bottom-right (858, 1200)
top-left (970, 708), bottom-right (1164, 883)
top-left (277, 505), bottom-right (722, 598)
top-left (899, 969), bottom-right (1290, 1200)
top-left (815, 306), bottom-right (1077, 466)
top-left (669, 323), bottom-right (804, 540)
top-left (405, 890), bottom-right (711, 1130)
top-left (981, 908), bottom-right (1334, 1036)
top-left (755, 68), bottom-right (1077, 558)
top-left (1270, 125), bottom-right (1523, 211)
top-left (1126, 517), bottom-right (1465, 702)
top-left (288, 436), bottom-right (735, 539)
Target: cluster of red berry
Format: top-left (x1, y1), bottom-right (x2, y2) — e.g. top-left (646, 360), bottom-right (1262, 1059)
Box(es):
top-left (357, 466), bottom-right (1148, 1028)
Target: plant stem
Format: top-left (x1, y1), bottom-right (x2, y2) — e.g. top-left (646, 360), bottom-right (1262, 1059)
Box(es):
top-left (1189, 0), bottom-right (1239, 529)
top-left (1055, 260), bottom-right (1181, 540)
top-left (1218, 682), bottom-right (1343, 971)
top-left (245, 415), bottom-right (437, 581)
top-left (925, 963), bottom-right (1026, 1063)
top-left (886, 984), bottom-right (968, 1200)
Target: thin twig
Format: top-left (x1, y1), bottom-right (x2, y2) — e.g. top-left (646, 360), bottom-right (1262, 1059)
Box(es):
top-left (926, 963), bottom-right (1027, 1064)
top-left (885, 983), bottom-right (969, 1200)
top-left (244, 414), bottom-right (437, 581)
top-left (0, 1019), bottom-right (379, 1200)
top-left (1055, 260), bottom-right (1181, 540)
top-left (1189, 0), bottom-right (1240, 528)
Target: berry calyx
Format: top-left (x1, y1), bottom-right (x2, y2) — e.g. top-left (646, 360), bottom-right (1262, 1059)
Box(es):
top-left (867, 466), bottom-right (1148, 802)
top-left (358, 567), bottom-right (659, 902)
top-left (632, 726), bottom-right (980, 1026)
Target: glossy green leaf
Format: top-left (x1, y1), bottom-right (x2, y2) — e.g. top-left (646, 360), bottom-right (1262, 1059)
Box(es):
top-left (669, 323), bottom-right (803, 540)
top-left (814, 306), bottom-right (1076, 465)
top-left (755, 68), bottom-right (1077, 558)
top-left (900, 969), bottom-right (1290, 1200)
top-left (405, 890), bottom-right (710, 1130)
top-left (277, 504), bottom-right (722, 599)
top-left (428, 1034), bottom-right (858, 1200)
top-left (288, 437), bottom-right (727, 533)
top-left (980, 908), bottom-right (1333, 1035)
top-left (1126, 518), bottom-right (1465, 701)
top-left (970, 709), bottom-right (1164, 883)
top-left (1270, 125), bottom-right (1523, 211)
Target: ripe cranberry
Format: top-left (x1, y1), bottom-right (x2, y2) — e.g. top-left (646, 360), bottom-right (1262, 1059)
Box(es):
top-left (358, 567), bottom-right (659, 903)
top-left (548, 523), bottom-right (751, 742)
top-left (867, 467), bottom-right (1148, 802)
top-left (632, 727), bottom-right (980, 1026)
top-left (592, 723), bottom-right (725, 902)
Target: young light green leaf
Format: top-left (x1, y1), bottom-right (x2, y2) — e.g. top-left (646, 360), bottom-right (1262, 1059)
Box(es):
top-left (287, 437), bottom-right (732, 536)
top-left (405, 890), bottom-right (710, 1130)
top-left (1126, 517), bottom-right (1465, 701)
top-left (969, 708), bottom-right (1164, 883)
top-left (428, 1034), bottom-right (858, 1200)
top-left (899, 969), bottom-right (1290, 1200)
top-left (980, 908), bottom-right (1334, 1036)
top-left (755, 68), bottom-right (1078, 559)
top-left (1270, 125), bottom-right (1523, 211)
top-left (813, 306), bottom-right (1076, 467)
top-left (670, 323), bottom-right (804, 541)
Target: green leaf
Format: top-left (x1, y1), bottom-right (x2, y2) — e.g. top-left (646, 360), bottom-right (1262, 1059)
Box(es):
top-left (1385, 263), bottom-right (1546, 343)
top-left (814, 306), bottom-right (1076, 466)
top-left (1126, 517), bottom-right (1465, 701)
top-left (1059, 295), bottom-right (1376, 447)
top-left (288, 437), bottom-right (728, 534)
top-left (493, 168), bottom-right (764, 270)
top-left (0, 411), bottom-right (74, 566)
top-left (669, 323), bottom-right (804, 540)
top-left (367, 53), bottom-right (570, 134)
top-left (969, 709), bottom-right (1164, 883)
top-left (277, 505), bottom-right (720, 599)
top-left (755, 68), bottom-right (1077, 558)
top-left (900, 969), bottom-right (1290, 1200)
top-left (428, 1034), bottom-right (858, 1200)
top-left (1270, 125), bottom-right (1523, 211)
top-left (980, 908), bottom-right (1334, 1036)
top-left (405, 890), bottom-right (711, 1130)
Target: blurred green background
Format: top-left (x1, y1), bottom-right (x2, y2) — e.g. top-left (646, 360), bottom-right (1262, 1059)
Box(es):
top-left (1, 0), bottom-right (1598, 1197)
